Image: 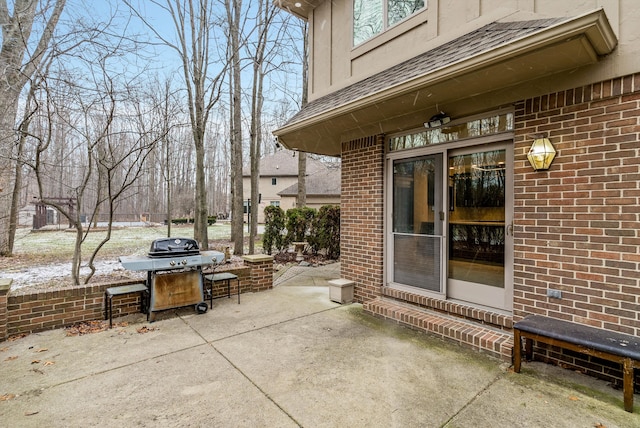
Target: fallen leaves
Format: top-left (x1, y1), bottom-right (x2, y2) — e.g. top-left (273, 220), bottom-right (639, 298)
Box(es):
top-left (594, 423), bottom-right (607, 428)
top-left (65, 320), bottom-right (109, 336)
top-left (0, 393), bottom-right (15, 401)
top-left (136, 326), bottom-right (158, 334)
top-left (4, 355), bottom-right (18, 362)
top-left (7, 333), bottom-right (28, 341)
top-left (64, 320), bottom-right (132, 336)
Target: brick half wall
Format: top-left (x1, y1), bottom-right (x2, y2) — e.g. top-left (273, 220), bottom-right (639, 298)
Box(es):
top-left (1, 259), bottom-right (272, 340)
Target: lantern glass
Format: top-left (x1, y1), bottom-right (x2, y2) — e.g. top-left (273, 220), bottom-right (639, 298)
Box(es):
top-left (527, 138), bottom-right (556, 171)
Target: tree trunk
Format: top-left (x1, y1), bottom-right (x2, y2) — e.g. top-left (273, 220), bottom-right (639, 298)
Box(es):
top-left (0, 0), bottom-right (67, 255)
top-left (296, 21), bottom-right (309, 209)
top-left (227, 0), bottom-right (244, 255)
top-left (297, 152), bottom-right (307, 208)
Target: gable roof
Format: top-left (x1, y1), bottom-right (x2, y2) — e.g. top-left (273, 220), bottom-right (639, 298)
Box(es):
top-left (273, 9), bottom-right (617, 156)
top-left (242, 150), bottom-right (328, 177)
top-left (278, 167), bottom-right (341, 197)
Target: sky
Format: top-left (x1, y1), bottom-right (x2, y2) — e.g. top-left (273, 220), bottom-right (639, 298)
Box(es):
top-left (74, 0), bottom-right (305, 114)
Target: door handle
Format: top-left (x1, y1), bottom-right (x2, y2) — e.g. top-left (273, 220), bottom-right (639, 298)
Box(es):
top-left (506, 223), bottom-right (513, 236)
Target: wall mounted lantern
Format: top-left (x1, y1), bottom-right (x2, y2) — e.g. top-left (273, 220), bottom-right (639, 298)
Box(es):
top-left (527, 138), bottom-right (556, 171)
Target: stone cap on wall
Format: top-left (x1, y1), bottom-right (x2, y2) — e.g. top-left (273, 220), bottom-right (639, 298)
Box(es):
top-left (242, 254), bottom-right (274, 263)
top-left (0, 278), bottom-right (12, 293)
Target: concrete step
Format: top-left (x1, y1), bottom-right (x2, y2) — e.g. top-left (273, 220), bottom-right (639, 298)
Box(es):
top-left (364, 297), bottom-right (513, 362)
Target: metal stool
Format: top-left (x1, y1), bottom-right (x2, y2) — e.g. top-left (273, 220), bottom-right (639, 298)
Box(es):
top-left (104, 283), bottom-right (149, 328)
top-left (204, 272), bottom-right (240, 307)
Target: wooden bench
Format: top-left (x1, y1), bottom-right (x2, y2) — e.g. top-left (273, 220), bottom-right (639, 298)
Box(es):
top-left (204, 272), bottom-right (240, 307)
top-left (104, 283), bottom-right (149, 328)
top-left (514, 315), bottom-right (640, 412)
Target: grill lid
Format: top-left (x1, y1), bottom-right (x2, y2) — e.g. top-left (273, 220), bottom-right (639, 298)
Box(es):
top-left (149, 237), bottom-right (200, 258)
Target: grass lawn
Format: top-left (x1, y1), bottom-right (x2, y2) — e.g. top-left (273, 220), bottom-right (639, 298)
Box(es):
top-left (4, 223), bottom-right (237, 272)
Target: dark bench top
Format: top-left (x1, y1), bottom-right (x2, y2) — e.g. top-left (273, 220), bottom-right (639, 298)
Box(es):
top-left (105, 283), bottom-right (148, 296)
top-left (514, 315), bottom-right (640, 360)
top-left (204, 272), bottom-right (238, 281)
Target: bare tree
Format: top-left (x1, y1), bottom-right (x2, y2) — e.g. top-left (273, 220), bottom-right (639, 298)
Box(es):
top-left (0, 0), bottom-right (67, 255)
top-left (127, 0), bottom-right (227, 249)
top-left (226, 0), bottom-right (244, 255)
top-left (296, 21), bottom-right (309, 208)
top-left (247, 0), bottom-right (272, 253)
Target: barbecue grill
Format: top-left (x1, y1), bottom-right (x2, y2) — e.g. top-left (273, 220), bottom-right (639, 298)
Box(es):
top-left (119, 237), bottom-right (224, 320)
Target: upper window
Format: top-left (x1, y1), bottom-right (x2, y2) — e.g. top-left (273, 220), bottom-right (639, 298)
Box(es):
top-left (271, 178), bottom-right (277, 185)
top-left (353, 0), bottom-right (426, 46)
top-left (389, 112), bottom-right (514, 152)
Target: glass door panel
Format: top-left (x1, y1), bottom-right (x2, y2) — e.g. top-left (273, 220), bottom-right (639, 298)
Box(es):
top-left (447, 145), bottom-right (512, 310)
top-left (392, 154), bottom-right (443, 293)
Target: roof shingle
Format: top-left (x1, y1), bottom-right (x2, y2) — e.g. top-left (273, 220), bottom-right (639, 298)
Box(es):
top-left (284, 18), bottom-right (566, 127)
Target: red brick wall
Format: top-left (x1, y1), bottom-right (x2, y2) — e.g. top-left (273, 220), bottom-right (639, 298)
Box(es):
top-left (6, 281), bottom-right (141, 336)
top-left (513, 74), bottom-right (640, 384)
top-left (0, 282), bottom-right (9, 340)
top-left (341, 135), bottom-right (385, 303)
top-left (1, 262), bottom-right (267, 340)
top-left (244, 257), bottom-right (273, 292)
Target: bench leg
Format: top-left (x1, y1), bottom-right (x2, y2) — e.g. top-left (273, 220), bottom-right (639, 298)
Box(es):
top-left (513, 329), bottom-right (522, 373)
top-left (524, 337), bottom-right (533, 361)
top-left (237, 278), bottom-right (240, 304)
top-left (623, 358), bottom-right (634, 412)
top-left (108, 294), bottom-right (114, 329)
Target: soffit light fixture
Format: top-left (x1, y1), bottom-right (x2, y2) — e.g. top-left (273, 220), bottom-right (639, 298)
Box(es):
top-left (527, 138), bottom-right (556, 171)
top-left (424, 112), bottom-right (451, 129)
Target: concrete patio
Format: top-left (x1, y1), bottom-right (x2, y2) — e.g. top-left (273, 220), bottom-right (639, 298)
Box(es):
top-left (0, 262), bottom-right (637, 427)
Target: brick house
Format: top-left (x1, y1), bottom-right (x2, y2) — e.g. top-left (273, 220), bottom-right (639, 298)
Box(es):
top-left (274, 1), bottom-right (640, 388)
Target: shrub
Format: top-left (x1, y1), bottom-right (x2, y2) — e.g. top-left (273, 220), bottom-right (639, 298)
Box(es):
top-left (312, 205), bottom-right (340, 259)
top-left (263, 205), bottom-right (286, 254)
top-left (284, 207), bottom-right (316, 246)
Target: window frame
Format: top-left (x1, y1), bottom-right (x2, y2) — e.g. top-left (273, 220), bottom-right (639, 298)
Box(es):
top-left (353, 0), bottom-right (427, 47)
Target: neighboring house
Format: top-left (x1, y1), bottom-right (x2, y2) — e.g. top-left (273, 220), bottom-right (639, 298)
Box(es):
top-left (275, 1), bottom-right (639, 387)
top-left (277, 166), bottom-right (341, 212)
top-left (242, 150), bottom-right (340, 223)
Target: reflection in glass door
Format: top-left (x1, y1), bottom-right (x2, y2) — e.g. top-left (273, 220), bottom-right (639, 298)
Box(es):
top-left (391, 154), bottom-right (443, 293)
top-left (447, 145), bottom-right (512, 310)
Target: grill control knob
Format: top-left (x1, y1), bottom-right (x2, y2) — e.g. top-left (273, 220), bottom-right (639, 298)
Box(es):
top-left (169, 261), bottom-right (176, 266)
top-left (182, 259), bottom-right (187, 265)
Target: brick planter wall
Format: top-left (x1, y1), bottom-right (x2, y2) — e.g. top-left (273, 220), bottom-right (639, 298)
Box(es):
top-left (6, 280), bottom-right (142, 337)
top-left (1, 259), bottom-right (271, 341)
top-left (0, 279), bottom-right (11, 341)
top-left (514, 73), bottom-right (640, 387)
top-left (341, 135), bottom-right (385, 303)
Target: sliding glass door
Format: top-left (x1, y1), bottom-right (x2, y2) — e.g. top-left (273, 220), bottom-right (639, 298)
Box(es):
top-left (391, 154), bottom-right (444, 293)
top-left (446, 144), bottom-right (513, 310)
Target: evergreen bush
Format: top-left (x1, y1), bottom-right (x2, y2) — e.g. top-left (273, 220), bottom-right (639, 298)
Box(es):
top-left (262, 205), bottom-right (286, 254)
